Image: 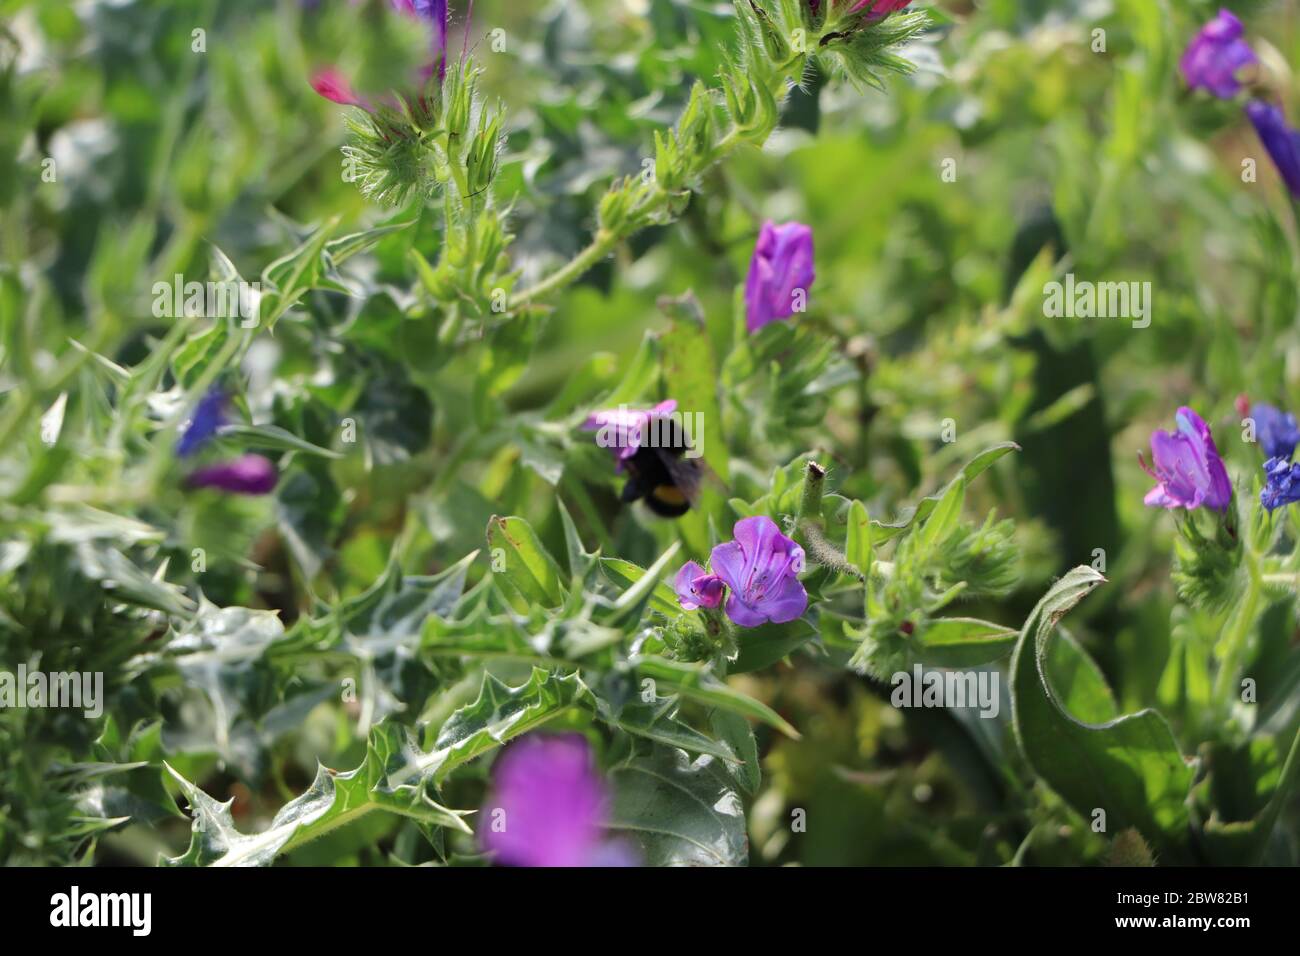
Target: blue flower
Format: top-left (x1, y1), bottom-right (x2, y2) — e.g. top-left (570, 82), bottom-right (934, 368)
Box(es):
top-left (1250, 403), bottom-right (1300, 461)
top-left (1246, 100), bottom-right (1300, 199)
top-left (1261, 456), bottom-right (1300, 512)
top-left (176, 387), bottom-right (227, 458)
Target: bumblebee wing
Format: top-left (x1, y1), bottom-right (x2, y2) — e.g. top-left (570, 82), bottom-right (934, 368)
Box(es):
top-left (654, 449), bottom-right (709, 504)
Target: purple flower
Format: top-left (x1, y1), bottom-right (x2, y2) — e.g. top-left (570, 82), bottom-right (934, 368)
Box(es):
top-left (311, 0), bottom-right (450, 107)
top-left (744, 221), bottom-right (815, 333)
top-left (1180, 9), bottom-right (1257, 99)
top-left (186, 454), bottom-right (278, 496)
top-left (481, 734), bottom-right (636, 868)
top-left (1246, 100), bottom-right (1300, 199)
top-left (710, 516), bottom-right (808, 627)
top-left (673, 560), bottom-right (724, 610)
top-left (1261, 456), bottom-right (1300, 512)
top-left (580, 400), bottom-right (677, 472)
top-left (1139, 407), bottom-right (1233, 513)
top-left (176, 387), bottom-right (227, 458)
top-left (1250, 403), bottom-right (1300, 461)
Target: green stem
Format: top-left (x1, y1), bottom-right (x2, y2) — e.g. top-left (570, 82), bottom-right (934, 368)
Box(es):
top-left (507, 228), bottom-right (618, 309)
top-left (1214, 549), bottom-right (1262, 709)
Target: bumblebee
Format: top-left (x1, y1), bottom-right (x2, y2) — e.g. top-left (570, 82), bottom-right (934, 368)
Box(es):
top-left (619, 417), bottom-right (703, 518)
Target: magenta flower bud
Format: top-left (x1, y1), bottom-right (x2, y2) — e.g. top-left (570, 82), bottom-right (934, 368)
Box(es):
top-left (709, 516), bottom-right (808, 627)
top-left (186, 454), bottom-right (278, 496)
top-left (1139, 407), bottom-right (1232, 513)
top-left (744, 221), bottom-right (815, 333)
top-left (311, 67), bottom-right (363, 106)
top-left (674, 560), bottom-right (725, 610)
top-left (850, 0), bottom-right (914, 16)
top-left (481, 734), bottom-right (637, 868)
top-left (1180, 9), bottom-right (1257, 99)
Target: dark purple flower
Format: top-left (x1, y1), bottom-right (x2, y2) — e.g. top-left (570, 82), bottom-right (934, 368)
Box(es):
top-left (1180, 9), bottom-right (1257, 99)
top-left (744, 221), bottom-right (815, 333)
top-left (1261, 456), bottom-right (1300, 511)
top-left (580, 400), bottom-right (677, 472)
top-left (1139, 407), bottom-right (1232, 513)
top-left (176, 387), bottom-right (228, 458)
top-left (1246, 100), bottom-right (1300, 198)
top-left (186, 454), bottom-right (278, 496)
top-left (1250, 403), bottom-right (1300, 461)
top-left (709, 516), bottom-right (808, 627)
top-left (674, 560), bottom-right (725, 611)
top-left (311, 0), bottom-right (450, 107)
top-left (481, 734), bottom-right (636, 868)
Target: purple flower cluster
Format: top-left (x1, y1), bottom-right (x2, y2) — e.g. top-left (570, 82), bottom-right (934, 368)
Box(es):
top-left (1250, 402), bottom-right (1300, 512)
top-left (1139, 407), bottom-right (1232, 514)
top-left (176, 387), bottom-right (277, 496)
top-left (1180, 10), bottom-right (1300, 200)
top-left (480, 734), bottom-right (635, 867)
top-left (674, 516), bottom-right (808, 627)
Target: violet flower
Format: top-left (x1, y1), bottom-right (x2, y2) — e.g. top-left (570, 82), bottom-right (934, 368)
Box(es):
top-left (481, 734), bottom-right (636, 868)
top-left (1250, 403), bottom-right (1300, 461)
top-left (1246, 100), bottom-right (1300, 199)
top-left (674, 516), bottom-right (808, 626)
top-left (186, 454), bottom-right (278, 496)
top-left (176, 387), bottom-right (227, 458)
top-left (1139, 407), bottom-right (1232, 513)
top-left (673, 560), bottom-right (725, 611)
top-left (311, 0), bottom-right (450, 107)
top-left (1180, 9), bottom-right (1257, 99)
top-left (580, 400), bottom-right (677, 472)
top-left (744, 221), bottom-right (815, 333)
top-left (1261, 456), bottom-right (1300, 512)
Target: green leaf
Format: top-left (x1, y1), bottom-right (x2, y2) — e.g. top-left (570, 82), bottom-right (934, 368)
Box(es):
top-left (607, 745), bottom-right (748, 866)
top-left (914, 617), bottom-right (1017, 668)
top-left (915, 475), bottom-right (965, 555)
top-left (218, 423), bottom-right (343, 459)
top-left (872, 442), bottom-right (1019, 543)
top-left (633, 656), bottom-right (800, 739)
top-left (598, 542), bottom-right (681, 625)
top-left (731, 618), bottom-right (818, 673)
top-left (600, 557), bottom-right (681, 619)
top-left (164, 668), bottom-right (586, 866)
top-left (1010, 567), bottom-right (1195, 863)
top-left (487, 515), bottom-right (566, 611)
top-left (845, 499), bottom-right (872, 581)
top-left (594, 691), bottom-right (736, 761)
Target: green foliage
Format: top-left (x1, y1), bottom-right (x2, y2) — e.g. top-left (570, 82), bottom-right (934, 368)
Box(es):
top-left (3, 0), bottom-right (1300, 870)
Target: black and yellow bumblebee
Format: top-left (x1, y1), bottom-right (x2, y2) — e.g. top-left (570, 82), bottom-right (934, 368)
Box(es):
top-left (619, 416), bottom-right (704, 518)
